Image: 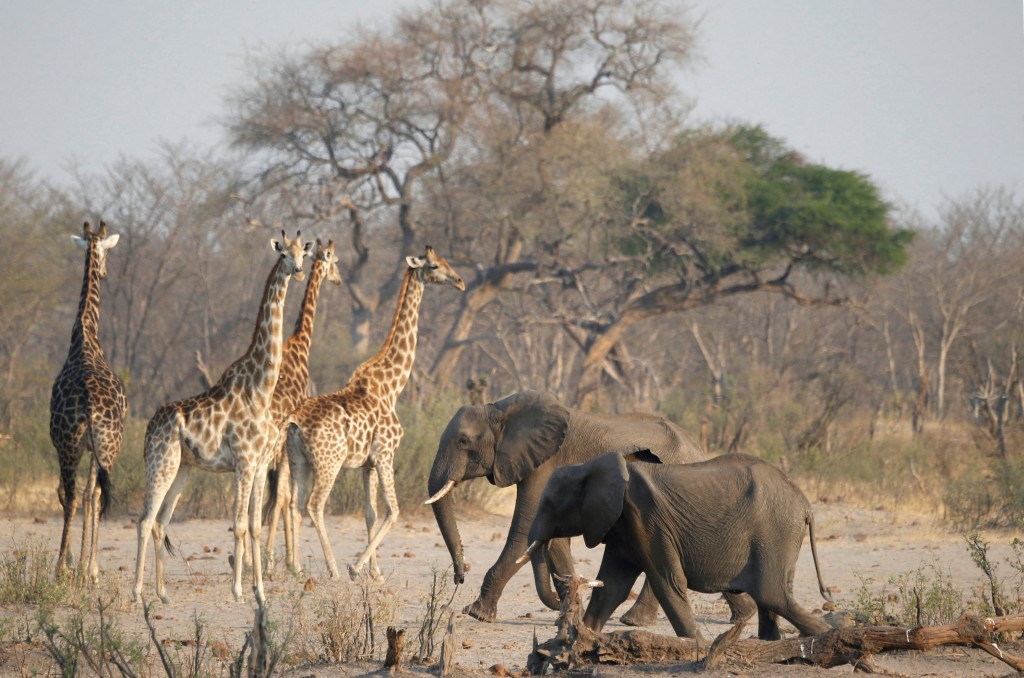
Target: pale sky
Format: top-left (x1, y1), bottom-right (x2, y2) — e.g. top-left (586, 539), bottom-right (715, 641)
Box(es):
top-left (1, 1), bottom-right (1021, 222)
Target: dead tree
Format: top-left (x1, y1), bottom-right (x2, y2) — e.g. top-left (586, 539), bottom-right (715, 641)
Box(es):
top-left (528, 576), bottom-right (1024, 674)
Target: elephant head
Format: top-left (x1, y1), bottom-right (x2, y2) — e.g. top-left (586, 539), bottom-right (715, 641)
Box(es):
top-left (426, 391), bottom-right (569, 584)
top-left (523, 448), bottom-right (661, 561)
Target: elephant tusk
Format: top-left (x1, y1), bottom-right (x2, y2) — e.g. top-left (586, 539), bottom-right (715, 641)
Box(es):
top-left (516, 540), bottom-right (541, 565)
top-left (424, 480), bottom-right (457, 505)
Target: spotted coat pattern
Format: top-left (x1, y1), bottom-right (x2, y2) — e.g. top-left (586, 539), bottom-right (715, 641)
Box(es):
top-left (286, 246), bottom-right (465, 579)
top-left (50, 221), bottom-right (127, 581)
top-left (263, 239), bottom-right (342, 572)
top-left (132, 233), bottom-right (312, 605)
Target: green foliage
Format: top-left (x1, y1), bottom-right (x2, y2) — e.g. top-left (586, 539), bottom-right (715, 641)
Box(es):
top-left (606, 124), bottom-right (912, 281)
top-left (846, 564), bottom-right (965, 627)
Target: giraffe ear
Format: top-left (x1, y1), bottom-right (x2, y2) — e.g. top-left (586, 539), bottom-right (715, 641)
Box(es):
top-left (99, 233), bottom-right (120, 250)
top-left (406, 255), bottom-right (426, 269)
top-left (71, 235), bottom-right (89, 250)
top-left (272, 238), bottom-right (283, 254)
top-left (303, 240), bottom-right (314, 254)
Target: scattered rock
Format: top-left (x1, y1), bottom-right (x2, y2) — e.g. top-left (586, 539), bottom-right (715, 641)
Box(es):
top-left (489, 664), bottom-right (512, 676)
top-left (403, 552), bottom-right (416, 558)
top-left (304, 577), bottom-right (316, 592)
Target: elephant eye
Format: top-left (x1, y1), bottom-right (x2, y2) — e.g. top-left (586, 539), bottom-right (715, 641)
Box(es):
top-left (458, 435), bottom-right (470, 448)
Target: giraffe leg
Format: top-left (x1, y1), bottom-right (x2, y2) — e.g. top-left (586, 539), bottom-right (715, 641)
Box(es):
top-left (264, 451), bottom-right (289, 576)
top-left (350, 464), bottom-right (380, 580)
top-left (153, 464), bottom-right (191, 604)
top-left (133, 433), bottom-right (181, 604)
top-left (231, 464), bottom-right (258, 603)
top-left (279, 458), bottom-right (295, 575)
top-left (308, 461), bottom-right (343, 579)
top-left (249, 463), bottom-right (269, 604)
top-left (286, 426), bottom-right (310, 574)
top-left (87, 463), bottom-right (104, 584)
top-left (79, 456), bottom-right (98, 584)
top-left (350, 456), bottom-right (399, 580)
top-left (55, 454), bottom-right (81, 578)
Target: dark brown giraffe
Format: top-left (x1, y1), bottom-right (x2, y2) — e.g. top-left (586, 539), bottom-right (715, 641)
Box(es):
top-left (263, 239), bottom-right (342, 574)
top-left (133, 231), bottom-right (312, 604)
top-left (50, 221), bottom-right (128, 581)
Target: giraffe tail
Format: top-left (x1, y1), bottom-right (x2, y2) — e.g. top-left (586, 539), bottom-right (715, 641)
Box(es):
top-left (262, 466), bottom-right (279, 525)
top-left (97, 465), bottom-right (113, 518)
top-left (163, 534), bottom-right (177, 558)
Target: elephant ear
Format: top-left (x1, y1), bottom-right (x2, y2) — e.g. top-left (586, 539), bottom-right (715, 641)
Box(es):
top-left (581, 453), bottom-right (630, 548)
top-left (618, 446), bottom-right (662, 465)
top-left (490, 391), bottom-right (569, 487)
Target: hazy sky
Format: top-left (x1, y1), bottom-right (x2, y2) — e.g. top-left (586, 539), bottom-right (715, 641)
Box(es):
top-left (1, 0), bottom-right (1021, 221)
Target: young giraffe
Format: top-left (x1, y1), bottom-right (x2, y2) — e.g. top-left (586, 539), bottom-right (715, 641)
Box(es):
top-left (50, 221), bottom-right (128, 581)
top-left (286, 246), bottom-right (465, 578)
top-left (132, 232), bottom-right (312, 605)
top-left (262, 239), bottom-right (342, 574)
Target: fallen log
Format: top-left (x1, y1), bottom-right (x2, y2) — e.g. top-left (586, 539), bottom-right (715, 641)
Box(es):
top-left (528, 576), bottom-right (1024, 674)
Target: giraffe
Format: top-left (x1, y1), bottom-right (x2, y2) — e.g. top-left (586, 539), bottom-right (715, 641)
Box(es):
top-left (262, 239), bottom-right (342, 574)
top-left (285, 246), bottom-right (465, 578)
top-left (50, 221), bottom-right (128, 582)
top-left (132, 231), bottom-right (312, 604)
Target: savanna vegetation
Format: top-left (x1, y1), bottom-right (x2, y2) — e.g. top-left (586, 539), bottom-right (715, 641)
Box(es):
top-left (2, 1), bottom-right (1024, 675)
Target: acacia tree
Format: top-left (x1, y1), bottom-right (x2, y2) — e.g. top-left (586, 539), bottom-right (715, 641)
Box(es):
top-left (539, 125), bottom-right (912, 406)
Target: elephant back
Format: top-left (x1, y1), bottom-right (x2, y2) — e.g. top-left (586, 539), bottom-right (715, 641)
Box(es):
top-left (564, 409), bottom-right (705, 465)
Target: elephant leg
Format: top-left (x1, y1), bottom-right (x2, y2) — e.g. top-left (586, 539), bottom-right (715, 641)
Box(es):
top-left (583, 549), bottom-right (642, 633)
top-left (756, 604), bottom-right (781, 641)
top-left (724, 591), bottom-right (757, 625)
top-left (757, 590), bottom-right (830, 638)
top-left (465, 473), bottom-right (549, 622)
top-left (620, 577), bottom-right (660, 627)
top-left (646, 567), bottom-right (704, 642)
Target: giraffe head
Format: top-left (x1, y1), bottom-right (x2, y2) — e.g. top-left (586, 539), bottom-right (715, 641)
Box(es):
top-left (272, 230), bottom-right (314, 282)
top-left (71, 221), bottom-right (120, 279)
top-left (406, 246), bottom-right (466, 291)
top-left (315, 239), bottom-right (343, 286)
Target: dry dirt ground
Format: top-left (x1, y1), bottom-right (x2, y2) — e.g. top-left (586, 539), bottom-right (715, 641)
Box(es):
top-left (0, 495), bottom-right (1021, 677)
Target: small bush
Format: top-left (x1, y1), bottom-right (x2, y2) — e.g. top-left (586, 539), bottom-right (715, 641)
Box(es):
top-left (0, 540), bottom-right (69, 607)
top-left (293, 580), bottom-right (396, 665)
top-left (845, 563), bottom-right (965, 627)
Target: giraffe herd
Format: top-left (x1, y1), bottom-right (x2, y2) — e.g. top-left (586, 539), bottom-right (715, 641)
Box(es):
top-left (49, 223), bottom-right (465, 604)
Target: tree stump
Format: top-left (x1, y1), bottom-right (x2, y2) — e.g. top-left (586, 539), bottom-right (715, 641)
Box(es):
top-left (384, 626), bottom-right (405, 672)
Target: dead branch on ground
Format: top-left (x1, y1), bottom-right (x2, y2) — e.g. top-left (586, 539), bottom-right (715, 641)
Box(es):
top-left (528, 575), bottom-right (1024, 674)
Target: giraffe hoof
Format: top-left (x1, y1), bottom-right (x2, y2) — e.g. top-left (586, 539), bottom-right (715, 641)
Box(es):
top-left (160, 595), bottom-right (172, 605)
top-left (347, 563), bottom-right (361, 580)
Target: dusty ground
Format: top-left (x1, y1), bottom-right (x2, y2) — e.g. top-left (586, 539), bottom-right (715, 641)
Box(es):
top-left (0, 496), bottom-right (1021, 677)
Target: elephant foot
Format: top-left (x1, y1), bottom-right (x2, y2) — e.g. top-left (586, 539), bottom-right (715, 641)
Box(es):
top-left (619, 604), bottom-right (658, 627)
top-left (463, 598), bottom-right (497, 623)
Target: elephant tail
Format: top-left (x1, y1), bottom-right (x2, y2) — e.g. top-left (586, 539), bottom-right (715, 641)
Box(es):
top-left (806, 509), bottom-right (832, 603)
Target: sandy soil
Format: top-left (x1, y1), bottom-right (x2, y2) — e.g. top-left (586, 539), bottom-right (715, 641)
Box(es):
top-left (0, 497), bottom-right (1021, 677)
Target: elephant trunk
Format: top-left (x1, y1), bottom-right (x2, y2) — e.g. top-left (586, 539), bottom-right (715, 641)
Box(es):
top-left (429, 469), bottom-right (467, 584)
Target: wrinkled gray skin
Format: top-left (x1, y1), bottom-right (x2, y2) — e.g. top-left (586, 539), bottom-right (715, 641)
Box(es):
top-left (427, 390), bottom-right (735, 624)
top-left (527, 451), bottom-right (832, 642)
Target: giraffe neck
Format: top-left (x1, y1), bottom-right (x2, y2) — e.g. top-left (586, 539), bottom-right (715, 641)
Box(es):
top-left (69, 242), bottom-right (103, 361)
top-left (288, 255), bottom-right (328, 356)
top-left (236, 257), bottom-right (292, 403)
top-left (358, 268), bottom-right (425, 405)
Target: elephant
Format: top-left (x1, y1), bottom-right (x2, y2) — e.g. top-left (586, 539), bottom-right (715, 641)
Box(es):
top-left (523, 450), bottom-right (832, 642)
top-left (425, 390), bottom-right (746, 624)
